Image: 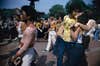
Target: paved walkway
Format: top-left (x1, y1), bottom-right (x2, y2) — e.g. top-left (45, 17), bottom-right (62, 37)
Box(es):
top-left (34, 41), bottom-right (57, 66)
top-left (0, 39), bottom-right (100, 66)
top-left (0, 40), bottom-right (57, 66)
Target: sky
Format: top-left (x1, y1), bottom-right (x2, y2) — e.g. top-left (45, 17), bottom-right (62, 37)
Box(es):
top-left (0, 0), bottom-right (92, 14)
top-left (35, 0), bottom-right (68, 14)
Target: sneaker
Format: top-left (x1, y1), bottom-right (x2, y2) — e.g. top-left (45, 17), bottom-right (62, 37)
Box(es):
top-left (42, 49), bottom-right (49, 53)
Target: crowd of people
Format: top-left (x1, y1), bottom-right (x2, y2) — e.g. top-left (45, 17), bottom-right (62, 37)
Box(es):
top-left (0, 5), bottom-right (100, 66)
top-left (0, 16), bottom-right (18, 42)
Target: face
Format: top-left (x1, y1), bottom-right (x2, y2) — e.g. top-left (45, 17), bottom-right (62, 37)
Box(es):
top-left (21, 10), bottom-right (28, 20)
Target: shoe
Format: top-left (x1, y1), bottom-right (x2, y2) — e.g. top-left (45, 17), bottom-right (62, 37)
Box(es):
top-left (42, 49), bottom-right (49, 52)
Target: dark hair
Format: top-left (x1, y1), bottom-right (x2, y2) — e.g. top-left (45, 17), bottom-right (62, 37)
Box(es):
top-left (69, 13), bottom-right (75, 19)
top-left (21, 5), bottom-right (37, 21)
top-left (77, 11), bottom-right (89, 25)
top-left (77, 10), bottom-right (96, 25)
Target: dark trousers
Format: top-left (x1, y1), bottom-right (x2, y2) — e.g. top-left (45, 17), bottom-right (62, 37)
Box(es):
top-left (53, 36), bottom-right (85, 66)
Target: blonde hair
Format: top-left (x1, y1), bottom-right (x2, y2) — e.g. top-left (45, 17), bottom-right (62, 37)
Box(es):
top-left (87, 19), bottom-right (96, 28)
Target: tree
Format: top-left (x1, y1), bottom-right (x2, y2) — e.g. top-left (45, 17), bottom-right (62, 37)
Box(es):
top-left (92, 0), bottom-right (100, 23)
top-left (49, 4), bottom-right (66, 18)
top-left (92, 0), bottom-right (100, 10)
top-left (0, 9), bottom-right (16, 17)
top-left (65, 0), bottom-right (89, 13)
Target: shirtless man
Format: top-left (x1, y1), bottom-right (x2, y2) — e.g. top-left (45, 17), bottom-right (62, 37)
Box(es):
top-left (12, 6), bottom-right (37, 66)
top-left (44, 17), bottom-right (57, 52)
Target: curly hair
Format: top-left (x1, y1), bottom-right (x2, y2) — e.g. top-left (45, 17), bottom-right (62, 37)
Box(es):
top-left (21, 5), bottom-right (37, 21)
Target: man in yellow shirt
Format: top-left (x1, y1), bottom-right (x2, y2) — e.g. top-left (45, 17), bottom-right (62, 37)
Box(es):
top-left (53, 10), bottom-right (84, 66)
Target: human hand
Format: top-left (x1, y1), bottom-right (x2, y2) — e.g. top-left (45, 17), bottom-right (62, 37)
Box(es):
top-left (70, 24), bottom-right (74, 28)
top-left (11, 55), bottom-right (21, 65)
top-left (11, 55), bottom-right (17, 62)
top-left (74, 23), bottom-right (80, 27)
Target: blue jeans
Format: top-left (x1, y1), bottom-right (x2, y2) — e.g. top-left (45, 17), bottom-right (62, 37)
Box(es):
top-left (53, 36), bottom-right (84, 66)
top-left (94, 29), bottom-right (100, 41)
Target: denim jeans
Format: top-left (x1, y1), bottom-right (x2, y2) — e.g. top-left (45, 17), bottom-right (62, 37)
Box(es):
top-left (65, 43), bottom-right (84, 66)
top-left (94, 29), bottom-right (100, 41)
top-left (53, 36), bottom-right (84, 66)
top-left (21, 48), bottom-right (36, 66)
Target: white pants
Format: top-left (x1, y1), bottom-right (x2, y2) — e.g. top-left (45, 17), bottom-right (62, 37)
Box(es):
top-left (21, 48), bottom-right (36, 66)
top-left (45, 30), bottom-right (56, 51)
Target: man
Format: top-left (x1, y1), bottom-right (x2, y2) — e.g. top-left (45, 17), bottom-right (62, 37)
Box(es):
top-left (12, 5), bottom-right (37, 66)
top-left (53, 11), bottom-right (76, 66)
top-left (53, 10), bottom-right (85, 66)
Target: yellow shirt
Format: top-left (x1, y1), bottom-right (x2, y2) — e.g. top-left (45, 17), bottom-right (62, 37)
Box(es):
top-left (62, 15), bottom-right (76, 42)
top-left (36, 22), bottom-right (42, 28)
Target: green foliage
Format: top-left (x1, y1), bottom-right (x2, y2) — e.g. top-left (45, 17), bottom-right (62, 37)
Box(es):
top-left (92, 0), bottom-right (100, 10)
top-left (64, 0), bottom-right (100, 23)
top-left (42, 14), bottom-right (49, 20)
top-left (0, 9), bottom-right (16, 17)
top-left (92, 0), bottom-right (100, 23)
top-left (65, 0), bottom-right (89, 13)
top-left (49, 4), bottom-right (66, 18)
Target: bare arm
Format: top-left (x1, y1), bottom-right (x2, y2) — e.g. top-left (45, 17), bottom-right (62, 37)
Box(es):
top-left (79, 23), bottom-right (90, 30)
top-left (75, 19), bottom-right (96, 31)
